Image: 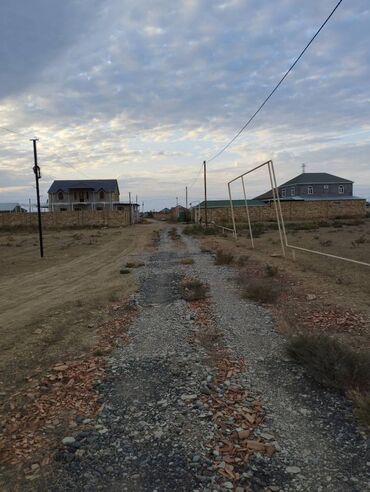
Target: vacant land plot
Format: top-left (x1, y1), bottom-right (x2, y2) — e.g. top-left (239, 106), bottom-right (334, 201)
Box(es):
top-left (189, 219), bottom-right (370, 352)
top-left (0, 223), bottom-right (159, 401)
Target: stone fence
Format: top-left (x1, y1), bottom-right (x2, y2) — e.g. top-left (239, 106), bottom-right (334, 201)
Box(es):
top-left (0, 209), bottom-right (132, 230)
top-left (192, 199), bottom-right (366, 223)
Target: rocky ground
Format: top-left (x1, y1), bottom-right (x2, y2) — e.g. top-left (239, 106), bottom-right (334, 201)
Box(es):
top-left (38, 226), bottom-right (369, 491)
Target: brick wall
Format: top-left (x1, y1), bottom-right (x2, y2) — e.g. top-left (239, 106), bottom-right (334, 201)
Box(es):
top-left (192, 199), bottom-right (366, 223)
top-left (0, 210), bottom-right (131, 230)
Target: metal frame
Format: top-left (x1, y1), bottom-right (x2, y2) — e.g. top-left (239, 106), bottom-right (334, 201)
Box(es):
top-left (228, 160), bottom-right (286, 256)
top-left (228, 160), bottom-right (370, 268)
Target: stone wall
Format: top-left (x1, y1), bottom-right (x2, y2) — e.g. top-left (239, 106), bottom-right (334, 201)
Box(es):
top-left (192, 199), bottom-right (366, 223)
top-left (0, 210), bottom-right (131, 230)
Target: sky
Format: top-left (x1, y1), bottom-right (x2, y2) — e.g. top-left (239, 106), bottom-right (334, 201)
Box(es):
top-left (0, 0), bottom-right (369, 211)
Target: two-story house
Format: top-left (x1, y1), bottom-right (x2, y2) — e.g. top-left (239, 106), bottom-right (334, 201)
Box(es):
top-left (48, 179), bottom-right (120, 211)
top-left (256, 172), bottom-right (357, 201)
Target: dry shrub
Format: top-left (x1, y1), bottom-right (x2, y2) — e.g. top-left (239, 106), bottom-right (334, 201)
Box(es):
top-left (238, 271), bottom-right (280, 304)
top-left (286, 334), bottom-right (370, 393)
top-left (214, 250), bottom-right (234, 265)
top-left (349, 391), bottom-right (370, 429)
top-left (169, 227), bottom-right (181, 240)
top-left (265, 264), bottom-right (279, 277)
top-left (180, 257), bottom-right (194, 265)
top-left (237, 255), bottom-right (249, 267)
top-left (181, 279), bottom-right (209, 301)
top-left (119, 268), bottom-right (131, 275)
top-left (241, 278), bottom-right (280, 304)
top-left (125, 261), bottom-right (145, 268)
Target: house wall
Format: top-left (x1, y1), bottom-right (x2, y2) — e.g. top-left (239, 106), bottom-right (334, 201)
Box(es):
top-left (48, 190), bottom-right (119, 211)
top-left (0, 210), bottom-right (132, 230)
top-left (281, 183), bottom-right (352, 198)
top-left (192, 199), bottom-right (366, 223)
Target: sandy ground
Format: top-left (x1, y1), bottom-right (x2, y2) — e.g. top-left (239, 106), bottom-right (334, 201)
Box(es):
top-left (0, 223), bottom-right (160, 400)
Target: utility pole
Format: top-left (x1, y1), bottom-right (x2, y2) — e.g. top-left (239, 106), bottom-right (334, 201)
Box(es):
top-left (185, 186), bottom-right (188, 209)
top-left (203, 160), bottom-right (208, 227)
top-left (31, 138), bottom-right (44, 258)
top-left (176, 197), bottom-right (178, 207)
top-left (129, 192), bottom-right (132, 225)
top-left (142, 201), bottom-right (144, 215)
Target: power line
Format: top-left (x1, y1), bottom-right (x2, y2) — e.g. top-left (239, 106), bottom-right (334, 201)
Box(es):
top-left (207, 0), bottom-right (343, 163)
top-left (0, 125), bottom-right (27, 136)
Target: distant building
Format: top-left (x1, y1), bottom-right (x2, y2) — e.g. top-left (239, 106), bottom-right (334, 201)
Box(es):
top-left (0, 203), bottom-right (27, 213)
top-left (256, 172), bottom-right (361, 201)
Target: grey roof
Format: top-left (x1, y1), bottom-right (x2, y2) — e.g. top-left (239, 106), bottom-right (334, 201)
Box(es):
top-left (281, 172), bottom-right (353, 186)
top-left (0, 202), bottom-right (22, 212)
top-left (197, 199), bottom-right (265, 209)
top-left (48, 179), bottom-right (119, 193)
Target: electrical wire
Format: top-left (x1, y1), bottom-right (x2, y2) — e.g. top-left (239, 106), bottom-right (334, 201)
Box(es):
top-left (207, 0), bottom-right (343, 163)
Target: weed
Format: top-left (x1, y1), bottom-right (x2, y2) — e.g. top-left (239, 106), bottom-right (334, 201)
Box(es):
top-left (183, 225), bottom-right (217, 236)
top-left (180, 258), bottom-right (195, 265)
top-left (237, 255), bottom-right (249, 267)
top-left (286, 334), bottom-right (370, 392)
top-left (320, 239), bottom-right (332, 247)
top-left (169, 227), bottom-right (181, 240)
top-left (265, 264), bottom-right (279, 277)
top-left (125, 261), bottom-right (145, 268)
top-left (239, 276), bottom-right (280, 304)
top-left (214, 250), bottom-right (234, 265)
top-left (181, 278), bottom-right (209, 301)
top-left (349, 390), bottom-right (370, 429)
top-left (120, 268), bottom-right (131, 275)
top-left (354, 235), bottom-right (366, 245)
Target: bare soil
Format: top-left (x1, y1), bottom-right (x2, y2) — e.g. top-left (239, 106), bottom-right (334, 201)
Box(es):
top-left (197, 220), bottom-right (370, 352)
top-left (0, 223), bottom-right (160, 401)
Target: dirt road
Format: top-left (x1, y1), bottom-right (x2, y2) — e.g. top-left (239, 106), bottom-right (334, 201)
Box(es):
top-left (0, 224), bottom-right (156, 398)
top-left (42, 225), bottom-right (369, 492)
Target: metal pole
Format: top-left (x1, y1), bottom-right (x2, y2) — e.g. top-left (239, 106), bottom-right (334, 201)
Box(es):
top-left (228, 182), bottom-right (237, 239)
top-left (142, 201), bottom-right (144, 215)
top-left (176, 196), bottom-right (178, 207)
top-left (267, 161), bottom-right (285, 257)
top-left (185, 186), bottom-right (188, 209)
top-left (203, 160), bottom-right (208, 227)
top-left (31, 138), bottom-right (44, 258)
top-left (241, 176), bottom-right (254, 248)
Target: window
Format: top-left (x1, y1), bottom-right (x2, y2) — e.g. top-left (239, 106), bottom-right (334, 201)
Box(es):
top-left (307, 186), bottom-right (313, 195)
top-left (324, 185), bottom-right (329, 191)
top-left (99, 190), bottom-right (105, 200)
top-left (58, 191), bottom-right (64, 200)
top-left (338, 185), bottom-right (344, 194)
top-left (291, 187), bottom-right (295, 196)
top-left (281, 188), bottom-right (286, 198)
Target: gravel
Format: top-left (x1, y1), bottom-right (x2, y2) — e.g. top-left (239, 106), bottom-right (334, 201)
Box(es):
top-left (44, 226), bottom-right (369, 491)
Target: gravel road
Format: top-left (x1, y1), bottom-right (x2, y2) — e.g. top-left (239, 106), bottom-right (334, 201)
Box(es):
top-left (46, 226), bottom-right (369, 492)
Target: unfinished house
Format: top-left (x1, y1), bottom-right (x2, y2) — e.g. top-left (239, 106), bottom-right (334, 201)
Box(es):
top-left (48, 179), bottom-right (120, 211)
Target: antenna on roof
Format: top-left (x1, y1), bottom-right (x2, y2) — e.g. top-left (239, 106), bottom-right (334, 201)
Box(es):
top-left (302, 163), bottom-right (306, 174)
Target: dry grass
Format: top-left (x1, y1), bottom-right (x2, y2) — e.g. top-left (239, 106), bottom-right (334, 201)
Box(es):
top-left (181, 278), bottom-right (209, 301)
top-left (265, 264), bottom-right (279, 277)
top-left (180, 257), bottom-right (195, 265)
top-left (214, 250), bottom-right (234, 265)
top-left (125, 261), bottom-right (145, 268)
top-left (238, 273), bottom-right (280, 304)
top-left (169, 227), bottom-right (181, 240)
top-left (287, 334), bottom-right (370, 392)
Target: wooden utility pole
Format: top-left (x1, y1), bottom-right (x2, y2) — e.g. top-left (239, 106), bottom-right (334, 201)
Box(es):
top-left (31, 138), bottom-right (44, 258)
top-left (203, 160), bottom-right (208, 227)
top-left (185, 186), bottom-right (188, 209)
top-left (129, 192), bottom-right (132, 225)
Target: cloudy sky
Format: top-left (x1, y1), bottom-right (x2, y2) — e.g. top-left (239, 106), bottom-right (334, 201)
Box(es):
top-left (0, 0), bottom-right (369, 210)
